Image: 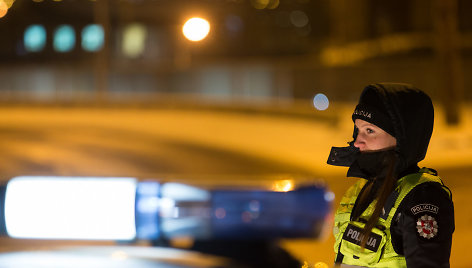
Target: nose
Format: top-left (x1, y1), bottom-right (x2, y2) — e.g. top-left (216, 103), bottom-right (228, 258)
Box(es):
top-left (353, 135), bottom-right (366, 151)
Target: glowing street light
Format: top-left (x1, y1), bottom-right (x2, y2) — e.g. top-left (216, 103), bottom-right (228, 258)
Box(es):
top-left (182, 17), bottom-right (210, 42)
top-left (0, 0), bottom-right (15, 18)
top-left (0, 1), bottom-right (7, 19)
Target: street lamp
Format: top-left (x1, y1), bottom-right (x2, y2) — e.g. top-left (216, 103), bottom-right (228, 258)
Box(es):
top-left (0, 0), bottom-right (15, 19)
top-left (182, 17), bottom-right (210, 42)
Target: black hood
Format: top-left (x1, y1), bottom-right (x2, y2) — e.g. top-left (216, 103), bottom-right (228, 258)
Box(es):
top-left (327, 83), bottom-right (434, 178)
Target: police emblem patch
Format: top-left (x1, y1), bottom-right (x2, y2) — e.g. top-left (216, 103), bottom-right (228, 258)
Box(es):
top-left (416, 214), bottom-right (438, 239)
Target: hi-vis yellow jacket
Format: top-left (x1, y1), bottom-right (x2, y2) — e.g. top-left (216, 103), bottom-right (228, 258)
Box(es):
top-left (333, 168), bottom-right (451, 267)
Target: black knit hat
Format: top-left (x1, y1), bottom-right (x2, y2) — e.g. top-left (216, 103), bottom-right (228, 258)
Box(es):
top-left (352, 86), bottom-right (395, 137)
top-left (329, 83), bottom-right (434, 178)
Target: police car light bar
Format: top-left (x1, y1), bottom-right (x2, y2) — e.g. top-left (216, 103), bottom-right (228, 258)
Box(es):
top-left (1, 176), bottom-right (332, 242)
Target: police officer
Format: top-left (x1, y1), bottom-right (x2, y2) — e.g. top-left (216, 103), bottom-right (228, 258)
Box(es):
top-left (327, 83), bottom-right (454, 267)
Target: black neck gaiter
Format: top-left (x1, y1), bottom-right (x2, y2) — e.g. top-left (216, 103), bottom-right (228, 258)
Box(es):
top-left (327, 145), bottom-right (397, 180)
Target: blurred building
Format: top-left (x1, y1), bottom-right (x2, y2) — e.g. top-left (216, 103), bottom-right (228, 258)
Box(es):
top-left (0, 0), bottom-right (471, 104)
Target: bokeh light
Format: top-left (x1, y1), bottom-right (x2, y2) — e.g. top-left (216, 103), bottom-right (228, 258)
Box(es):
top-left (0, 0), bottom-right (8, 18)
top-left (122, 23), bottom-right (147, 58)
top-left (5, 176), bottom-right (137, 240)
top-left (81, 24), bottom-right (104, 51)
top-left (314, 262), bottom-right (329, 268)
top-left (182, 17), bottom-right (210, 42)
top-left (3, 0), bottom-right (14, 7)
top-left (272, 179), bottom-right (294, 192)
top-left (267, 0), bottom-right (279, 9)
top-left (24, 24), bottom-right (46, 52)
top-left (250, 0), bottom-right (279, 9)
top-left (225, 15), bottom-right (244, 33)
top-left (251, 0), bottom-right (269, 9)
top-left (53, 24), bottom-right (75, 52)
top-left (313, 93), bottom-right (329, 111)
top-left (290, 10), bottom-right (309, 28)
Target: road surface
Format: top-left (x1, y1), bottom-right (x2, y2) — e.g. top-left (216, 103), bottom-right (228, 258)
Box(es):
top-left (0, 104), bottom-right (469, 267)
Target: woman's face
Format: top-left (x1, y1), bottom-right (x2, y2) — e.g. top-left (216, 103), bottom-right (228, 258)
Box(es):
top-left (353, 119), bottom-right (397, 152)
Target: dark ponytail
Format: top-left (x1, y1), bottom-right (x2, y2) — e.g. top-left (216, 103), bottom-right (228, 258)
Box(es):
top-left (358, 150), bottom-right (398, 249)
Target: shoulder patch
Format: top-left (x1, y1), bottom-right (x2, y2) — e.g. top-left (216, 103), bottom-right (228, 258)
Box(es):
top-left (416, 214), bottom-right (438, 239)
top-left (411, 203), bottom-right (439, 215)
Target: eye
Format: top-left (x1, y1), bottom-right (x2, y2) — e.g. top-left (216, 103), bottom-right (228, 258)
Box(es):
top-left (366, 128), bottom-right (375, 134)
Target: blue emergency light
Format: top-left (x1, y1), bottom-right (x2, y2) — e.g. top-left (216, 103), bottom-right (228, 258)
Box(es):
top-left (0, 176), bottom-right (332, 242)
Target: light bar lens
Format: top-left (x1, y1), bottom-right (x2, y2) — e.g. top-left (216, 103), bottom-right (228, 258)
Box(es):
top-left (4, 176), bottom-right (137, 240)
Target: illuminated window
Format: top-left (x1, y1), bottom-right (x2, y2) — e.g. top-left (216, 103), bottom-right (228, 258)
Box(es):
top-left (53, 25), bottom-right (75, 52)
top-left (81, 24), bottom-right (104, 52)
top-left (122, 23), bottom-right (147, 58)
top-left (24, 24), bottom-right (46, 52)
